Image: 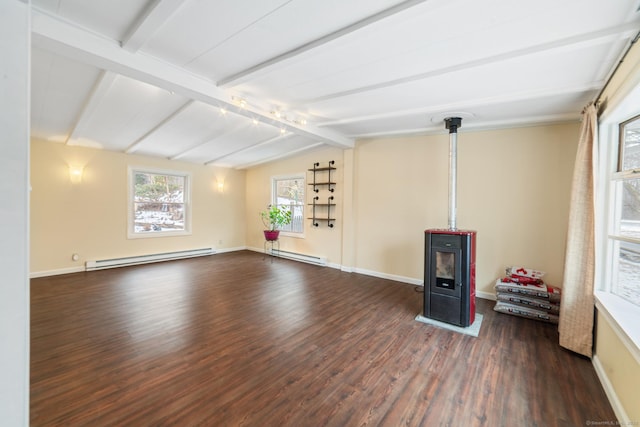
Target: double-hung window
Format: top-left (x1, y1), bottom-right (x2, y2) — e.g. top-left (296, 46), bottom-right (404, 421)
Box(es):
top-left (128, 168), bottom-right (191, 238)
top-left (609, 115), bottom-right (640, 306)
top-left (272, 175), bottom-right (305, 235)
top-left (597, 85), bottom-right (640, 352)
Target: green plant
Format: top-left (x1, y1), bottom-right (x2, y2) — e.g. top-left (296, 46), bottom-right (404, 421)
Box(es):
top-left (260, 205), bottom-right (292, 231)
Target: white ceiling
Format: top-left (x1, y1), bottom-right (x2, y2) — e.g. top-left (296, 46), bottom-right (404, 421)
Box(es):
top-left (30, 0), bottom-right (640, 169)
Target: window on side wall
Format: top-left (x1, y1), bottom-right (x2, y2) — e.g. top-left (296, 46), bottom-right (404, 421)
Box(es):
top-left (128, 168), bottom-right (191, 238)
top-left (609, 115), bottom-right (640, 307)
top-left (272, 175), bottom-right (305, 235)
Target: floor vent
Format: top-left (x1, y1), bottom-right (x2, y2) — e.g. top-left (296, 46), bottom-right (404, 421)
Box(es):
top-left (269, 249), bottom-right (327, 266)
top-left (85, 248), bottom-right (215, 271)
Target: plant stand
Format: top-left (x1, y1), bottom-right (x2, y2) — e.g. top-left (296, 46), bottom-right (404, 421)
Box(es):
top-left (264, 237), bottom-right (280, 263)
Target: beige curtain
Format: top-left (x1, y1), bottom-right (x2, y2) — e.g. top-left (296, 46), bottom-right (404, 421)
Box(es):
top-left (558, 103), bottom-right (598, 357)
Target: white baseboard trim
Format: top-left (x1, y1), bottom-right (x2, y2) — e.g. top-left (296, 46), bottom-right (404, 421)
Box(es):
top-left (476, 290), bottom-right (496, 301)
top-left (31, 248), bottom-right (248, 278)
top-left (592, 354), bottom-right (628, 425)
top-left (30, 266), bottom-right (85, 279)
top-left (215, 246), bottom-right (247, 254)
top-left (246, 249), bottom-right (496, 300)
top-left (352, 267), bottom-right (423, 286)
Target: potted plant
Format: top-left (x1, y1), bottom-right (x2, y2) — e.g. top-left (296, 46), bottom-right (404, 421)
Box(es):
top-left (260, 205), bottom-right (292, 241)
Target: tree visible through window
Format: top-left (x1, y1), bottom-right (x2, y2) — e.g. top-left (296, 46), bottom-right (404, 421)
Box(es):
top-left (130, 169), bottom-right (190, 236)
top-left (273, 176), bottom-right (304, 233)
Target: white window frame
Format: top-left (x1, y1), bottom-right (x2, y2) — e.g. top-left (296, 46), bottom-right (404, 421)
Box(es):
top-left (596, 81), bottom-right (640, 359)
top-left (271, 174), bottom-right (305, 238)
top-left (127, 167), bottom-right (192, 239)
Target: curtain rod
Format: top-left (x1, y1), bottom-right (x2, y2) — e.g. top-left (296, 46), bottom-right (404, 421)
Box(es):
top-left (594, 29), bottom-right (640, 105)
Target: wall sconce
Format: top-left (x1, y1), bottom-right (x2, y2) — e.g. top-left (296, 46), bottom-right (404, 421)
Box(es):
top-left (69, 165), bottom-right (84, 184)
top-left (216, 180), bottom-right (225, 193)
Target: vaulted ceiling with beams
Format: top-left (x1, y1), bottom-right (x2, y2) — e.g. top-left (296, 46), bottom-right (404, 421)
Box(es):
top-left (31, 0), bottom-right (640, 169)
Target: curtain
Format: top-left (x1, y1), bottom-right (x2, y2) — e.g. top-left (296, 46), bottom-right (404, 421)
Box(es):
top-left (558, 103), bottom-right (598, 357)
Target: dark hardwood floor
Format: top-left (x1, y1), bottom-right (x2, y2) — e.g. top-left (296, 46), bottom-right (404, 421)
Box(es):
top-left (31, 251), bottom-right (615, 426)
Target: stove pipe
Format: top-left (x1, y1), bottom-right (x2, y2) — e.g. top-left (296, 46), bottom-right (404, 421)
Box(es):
top-left (445, 117), bottom-right (462, 231)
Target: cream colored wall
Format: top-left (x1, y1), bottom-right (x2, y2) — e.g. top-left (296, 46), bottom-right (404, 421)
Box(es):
top-left (354, 123), bottom-right (579, 294)
top-left (30, 139), bottom-right (246, 274)
top-left (245, 146), bottom-right (345, 265)
top-left (595, 312), bottom-right (640, 422)
top-left (245, 123), bottom-right (579, 296)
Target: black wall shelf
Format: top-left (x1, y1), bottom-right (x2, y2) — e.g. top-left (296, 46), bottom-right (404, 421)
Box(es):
top-left (308, 161), bottom-right (336, 228)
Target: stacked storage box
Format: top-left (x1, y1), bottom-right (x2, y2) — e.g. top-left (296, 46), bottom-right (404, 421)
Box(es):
top-left (494, 266), bottom-right (561, 324)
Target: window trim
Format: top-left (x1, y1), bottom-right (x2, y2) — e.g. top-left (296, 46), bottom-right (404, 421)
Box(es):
top-left (127, 166), bottom-right (192, 239)
top-left (596, 80), bottom-right (640, 358)
top-left (271, 173), bottom-right (305, 238)
top-left (618, 112), bottom-right (640, 172)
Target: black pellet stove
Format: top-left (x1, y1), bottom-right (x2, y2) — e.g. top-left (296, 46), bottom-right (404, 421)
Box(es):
top-left (424, 117), bottom-right (476, 327)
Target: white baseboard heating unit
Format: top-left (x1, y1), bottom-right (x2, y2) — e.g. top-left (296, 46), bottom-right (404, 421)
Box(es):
top-left (269, 249), bottom-right (327, 266)
top-left (85, 247), bottom-right (215, 271)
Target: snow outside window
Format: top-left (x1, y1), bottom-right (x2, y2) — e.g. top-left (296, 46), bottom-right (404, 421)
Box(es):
top-left (272, 175), bottom-right (305, 235)
top-left (610, 115), bottom-right (640, 307)
top-left (128, 168), bottom-right (191, 238)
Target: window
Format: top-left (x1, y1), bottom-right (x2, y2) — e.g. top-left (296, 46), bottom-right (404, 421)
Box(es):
top-left (596, 95), bottom-right (640, 354)
top-left (128, 168), bottom-right (191, 238)
top-left (272, 175), bottom-right (305, 234)
top-left (609, 115), bottom-right (640, 306)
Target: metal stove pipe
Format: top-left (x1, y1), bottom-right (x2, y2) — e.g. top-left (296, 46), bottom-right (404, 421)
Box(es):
top-left (445, 117), bottom-right (462, 231)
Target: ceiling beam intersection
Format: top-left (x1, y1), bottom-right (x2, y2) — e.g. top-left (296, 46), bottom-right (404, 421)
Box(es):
top-left (121, 0), bottom-right (187, 52)
top-left (351, 113), bottom-right (581, 139)
top-left (216, 0), bottom-right (429, 88)
top-left (65, 70), bottom-right (117, 145)
top-left (169, 122), bottom-right (248, 161)
top-left (31, 7), bottom-right (353, 149)
top-left (318, 81), bottom-right (603, 127)
top-left (204, 133), bottom-right (294, 165)
top-left (235, 142), bottom-right (324, 170)
top-left (125, 100), bottom-right (194, 154)
top-left (303, 22), bottom-right (640, 106)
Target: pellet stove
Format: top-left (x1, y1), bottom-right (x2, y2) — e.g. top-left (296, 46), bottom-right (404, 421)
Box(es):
top-left (424, 117), bottom-right (476, 327)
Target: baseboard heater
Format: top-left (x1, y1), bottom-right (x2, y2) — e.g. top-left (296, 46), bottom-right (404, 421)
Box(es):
top-left (85, 248), bottom-right (215, 271)
top-left (269, 249), bottom-right (327, 266)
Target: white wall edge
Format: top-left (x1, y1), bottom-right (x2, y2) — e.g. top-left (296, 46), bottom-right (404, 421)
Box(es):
top-left (30, 266), bottom-right (85, 278)
top-left (592, 354), bottom-right (629, 425)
